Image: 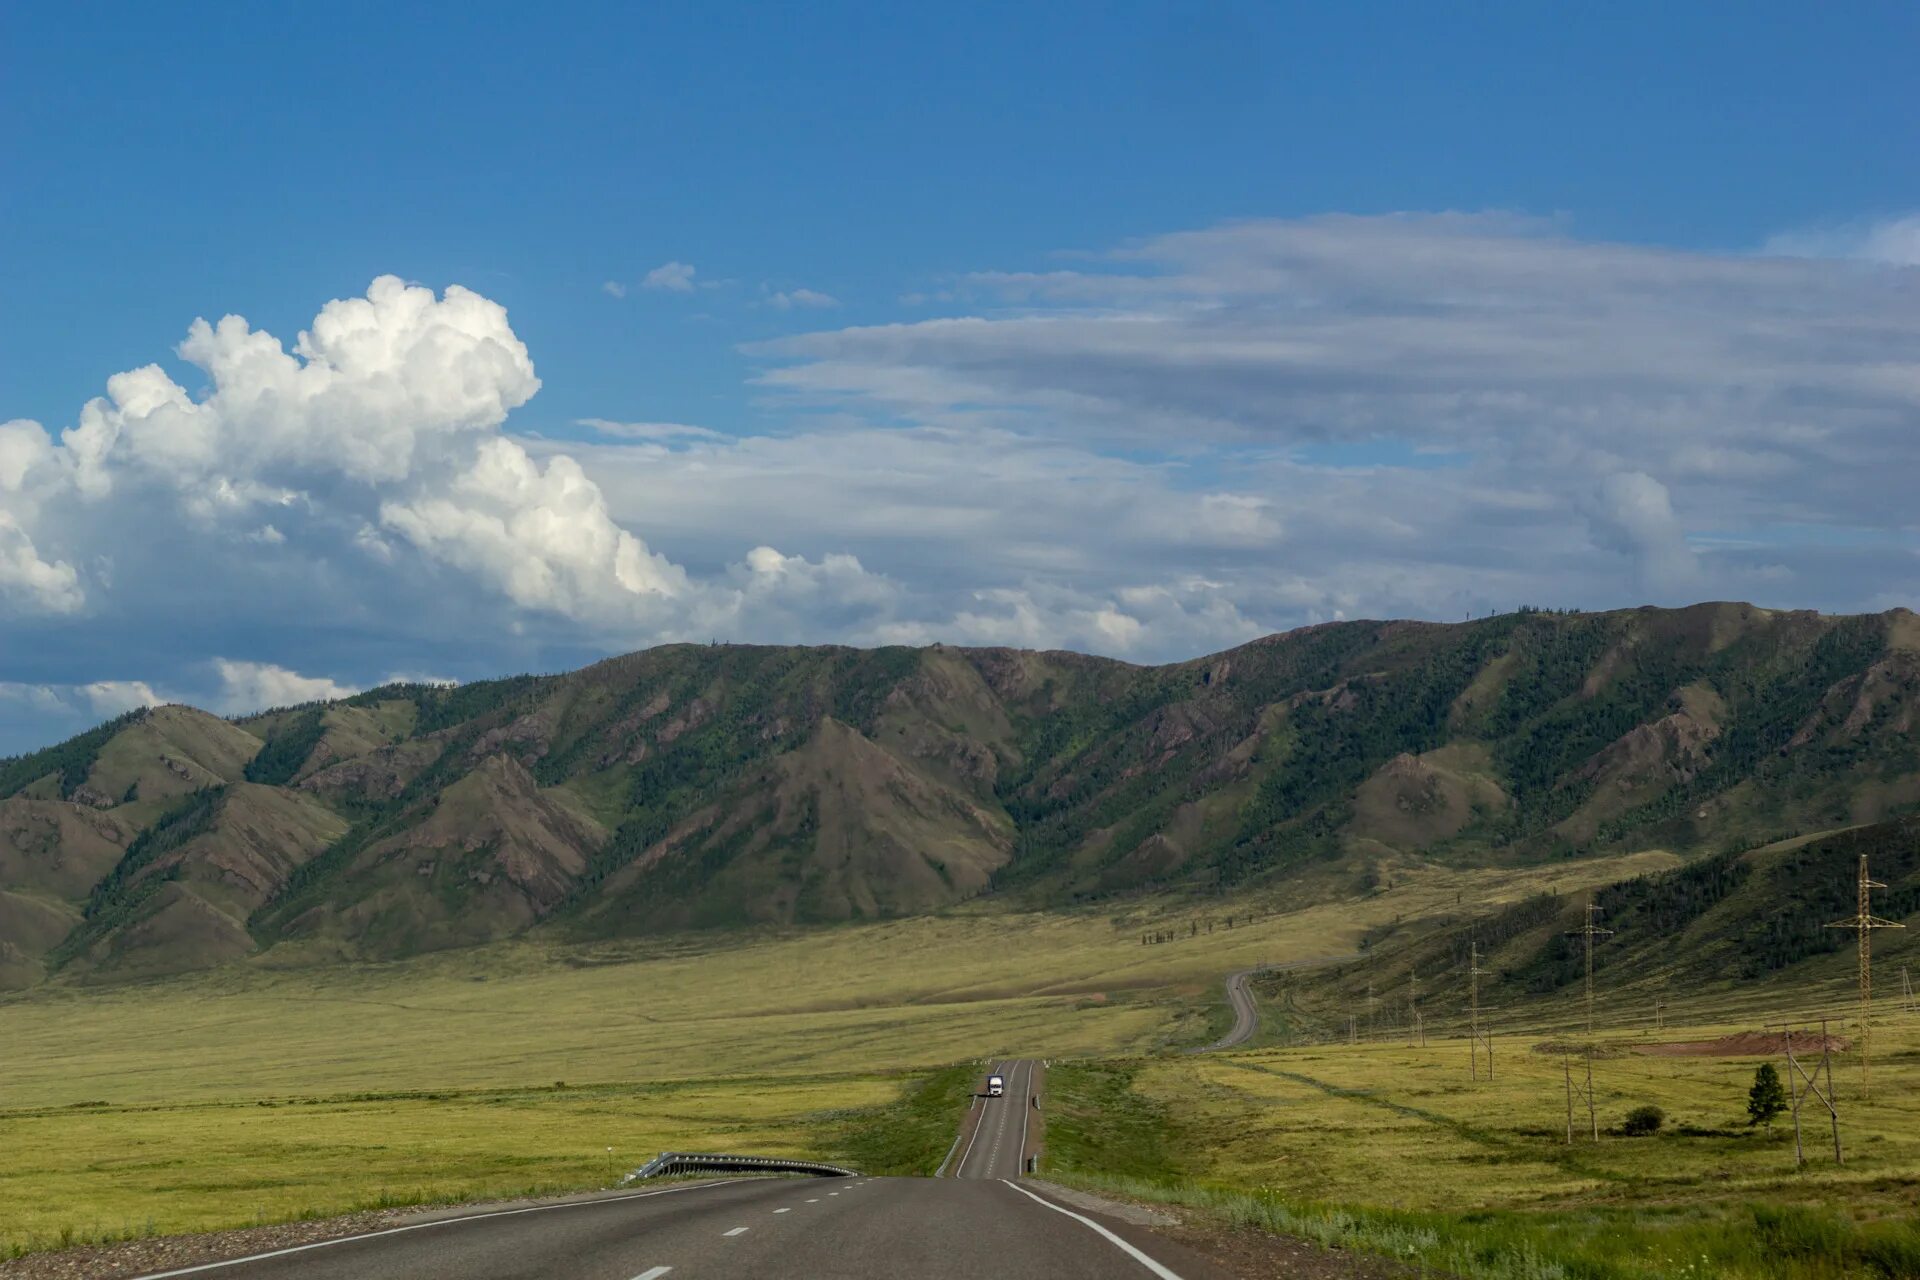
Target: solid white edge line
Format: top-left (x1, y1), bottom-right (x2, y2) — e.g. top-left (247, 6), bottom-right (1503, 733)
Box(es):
top-left (1017, 1059), bottom-right (1033, 1175)
top-left (951, 1069), bottom-right (994, 1178)
top-left (126, 1180), bottom-right (751, 1280)
top-left (935, 1095), bottom-right (975, 1177)
top-left (999, 1180), bottom-right (1186, 1280)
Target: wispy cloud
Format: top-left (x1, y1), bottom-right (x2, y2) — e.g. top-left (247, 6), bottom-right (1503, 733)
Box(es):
top-left (766, 286), bottom-right (839, 310)
top-left (577, 418), bottom-right (729, 443)
top-left (1761, 214), bottom-right (1920, 266)
top-left (7, 214), bottom-right (1920, 756)
top-left (642, 261), bottom-right (697, 292)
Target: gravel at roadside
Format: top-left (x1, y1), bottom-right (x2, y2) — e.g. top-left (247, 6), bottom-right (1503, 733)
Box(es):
top-left (1030, 1179), bottom-right (1434, 1280)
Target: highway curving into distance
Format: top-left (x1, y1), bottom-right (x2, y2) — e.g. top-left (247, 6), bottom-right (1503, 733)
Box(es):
top-left (1193, 968), bottom-right (1263, 1052)
top-left (127, 1058), bottom-right (1231, 1280)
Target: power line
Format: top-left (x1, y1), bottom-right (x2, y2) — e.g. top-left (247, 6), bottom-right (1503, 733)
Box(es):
top-left (1563, 1050), bottom-right (1597, 1142)
top-left (1771, 1018), bottom-right (1843, 1166)
top-left (1468, 939), bottom-right (1493, 1080)
top-left (1825, 853), bottom-right (1904, 1100)
top-left (1406, 967), bottom-right (1425, 1048)
top-left (1565, 901), bottom-right (1614, 1036)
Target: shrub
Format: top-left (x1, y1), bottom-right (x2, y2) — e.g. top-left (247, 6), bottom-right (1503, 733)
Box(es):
top-left (1748, 1063), bottom-right (1787, 1127)
top-left (1621, 1104), bottom-right (1664, 1136)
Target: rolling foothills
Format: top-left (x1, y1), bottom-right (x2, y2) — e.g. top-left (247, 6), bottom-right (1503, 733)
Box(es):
top-left (5, 602), bottom-right (1917, 992)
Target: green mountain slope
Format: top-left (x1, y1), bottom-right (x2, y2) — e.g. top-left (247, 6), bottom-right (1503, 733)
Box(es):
top-left (4, 601), bottom-right (1919, 985)
top-left (1276, 815), bottom-right (1920, 1037)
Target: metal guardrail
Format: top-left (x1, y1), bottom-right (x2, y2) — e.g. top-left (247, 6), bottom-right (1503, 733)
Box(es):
top-left (620, 1151), bottom-right (859, 1183)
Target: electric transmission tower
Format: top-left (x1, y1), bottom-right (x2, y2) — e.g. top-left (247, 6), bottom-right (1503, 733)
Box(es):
top-left (1468, 939), bottom-right (1494, 1080)
top-left (1825, 853), bottom-right (1904, 1099)
top-left (1772, 1019), bottom-right (1843, 1166)
top-left (1566, 901), bottom-right (1613, 1036)
top-left (1563, 1051), bottom-right (1597, 1142)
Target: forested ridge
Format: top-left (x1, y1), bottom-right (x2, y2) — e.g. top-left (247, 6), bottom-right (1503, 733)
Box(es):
top-left (5, 601), bottom-right (1920, 980)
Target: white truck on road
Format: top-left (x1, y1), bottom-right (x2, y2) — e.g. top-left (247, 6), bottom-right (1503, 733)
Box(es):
top-left (986, 1073), bottom-right (1005, 1097)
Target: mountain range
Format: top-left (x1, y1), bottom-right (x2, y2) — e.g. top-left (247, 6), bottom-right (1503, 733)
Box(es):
top-left (3, 601), bottom-right (1918, 990)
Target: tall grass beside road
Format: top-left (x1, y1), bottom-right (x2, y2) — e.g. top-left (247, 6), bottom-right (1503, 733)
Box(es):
top-left (0, 1075), bottom-right (894, 1258)
top-left (819, 1062), bottom-right (983, 1175)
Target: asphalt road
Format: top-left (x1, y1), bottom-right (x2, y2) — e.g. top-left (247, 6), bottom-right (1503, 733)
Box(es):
top-left (1191, 956), bottom-right (1355, 1053)
top-left (128, 1058), bottom-right (1233, 1280)
top-left (1193, 968), bottom-right (1262, 1052)
top-left (947, 1057), bottom-right (1039, 1179)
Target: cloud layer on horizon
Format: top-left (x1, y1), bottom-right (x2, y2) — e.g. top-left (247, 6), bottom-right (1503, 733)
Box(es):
top-left (4, 213), bottom-right (1919, 753)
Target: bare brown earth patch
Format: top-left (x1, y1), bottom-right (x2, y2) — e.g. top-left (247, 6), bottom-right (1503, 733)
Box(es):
top-left (1530, 1040), bottom-right (1631, 1059)
top-left (1632, 1030), bottom-right (1852, 1058)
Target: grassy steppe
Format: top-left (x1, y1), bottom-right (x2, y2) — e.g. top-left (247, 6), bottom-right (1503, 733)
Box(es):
top-left (1046, 1021), bottom-right (1920, 1279)
top-left (0, 849), bottom-right (1737, 1261)
top-left (2, 852), bottom-right (1660, 1106)
top-left (1, 1076), bottom-right (892, 1253)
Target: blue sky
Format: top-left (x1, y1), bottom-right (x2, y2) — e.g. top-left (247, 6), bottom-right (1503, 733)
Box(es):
top-left (2, 1), bottom-right (1918, 753)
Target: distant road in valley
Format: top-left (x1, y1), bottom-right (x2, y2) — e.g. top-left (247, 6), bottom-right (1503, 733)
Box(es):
top-left (1192, 955), bottom-right (1354, 1053)
top-left (1194, 968), bottom-right (1264, 1052)
top-left (126, 1058), bottom-right (1229, 1280)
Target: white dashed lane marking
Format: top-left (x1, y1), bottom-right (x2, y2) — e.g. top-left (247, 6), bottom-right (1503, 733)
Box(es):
top-left (723, 1227), bottom-right (749, 1237)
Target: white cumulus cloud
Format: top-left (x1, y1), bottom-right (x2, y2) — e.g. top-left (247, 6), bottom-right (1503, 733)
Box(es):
top-left (9, 214), bottom-right (1920, 755)
top-left (380, 438), bottom-right (688, 619)
top-left (213, 660), bottom-right (360, 714)
top-left (0, 276), bottom-right (699, 631)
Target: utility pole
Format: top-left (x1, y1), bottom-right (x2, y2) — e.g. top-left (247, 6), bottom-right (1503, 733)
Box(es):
top-left (1406, 968), bottom-right (1424, 1048)
top-left (1563, 1051), bottom-right (1597, 1142)
top-left (1468, 940), bottom-right (1493, 1080)
top-left (1775, 1020), bottom-right (1843, 1166)
top-left (1902, 966), bottom-right (1916, 1016)
top-left (1825, 853), bottom-right (1904, 1100)
top-left (1566, 902), bottom-right (1614, 1036)
top-left (1366, 980), bottom-right (1377, 1041)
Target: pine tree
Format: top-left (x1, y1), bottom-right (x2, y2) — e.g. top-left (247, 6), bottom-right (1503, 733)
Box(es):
top-left (1748, 1062), bottom-right (1787, 1127)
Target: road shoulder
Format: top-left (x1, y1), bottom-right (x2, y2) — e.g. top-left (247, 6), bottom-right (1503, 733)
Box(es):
top-left (1023, 1179), bottom-right (1429, 1280)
